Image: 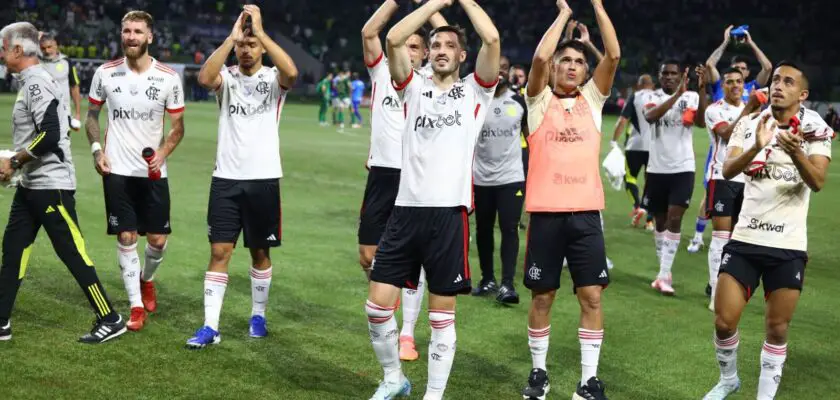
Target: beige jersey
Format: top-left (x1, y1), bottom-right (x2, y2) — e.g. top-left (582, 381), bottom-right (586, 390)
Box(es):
top-left (728, 108), bottom-right (833, 251)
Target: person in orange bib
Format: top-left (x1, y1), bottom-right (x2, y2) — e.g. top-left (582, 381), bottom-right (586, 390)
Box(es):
top-left (519, 1), bottom-right (619, 399)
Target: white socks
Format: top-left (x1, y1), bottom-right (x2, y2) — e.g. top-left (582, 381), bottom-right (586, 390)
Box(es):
top-left (658, 231), bottom-right (681, 279)
top-left (528, 326), bottom-right (550, 370)
top-left (365, 300), bottom-right (401, 383)
top-left (708, 231), bottom-right (731, 298)
top-left (400, 268), bottom-right (426, 339)
top-left (714, 331), bottom-right (739, 381)
top-left (579, 328), bottom-right (604, 385)
top-left (142, 242), bottom-right (166, 281)
top-left (204, 272), bottom-right (228, 331)
top-left (654, 230), bottom-right (664, 263)
top-left (118, 242), bottom-right (142, 308)
top-left (426, 310), bottom-right (456, 399)
top-left (758, 342), bottom-right (787, 399)
top-left (250, 266), bottom-right (273, 317)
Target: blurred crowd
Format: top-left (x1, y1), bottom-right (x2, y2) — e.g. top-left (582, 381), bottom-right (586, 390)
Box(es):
top-left (1, 0), bottom-right (839, 101)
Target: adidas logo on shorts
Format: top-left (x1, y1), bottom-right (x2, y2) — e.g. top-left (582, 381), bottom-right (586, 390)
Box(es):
top-left (266, 234), bottom-right (277, 241)
top-left (453, 274), bottom-right (463, 283)
top-left (599, 270), bottom-right (608, 279)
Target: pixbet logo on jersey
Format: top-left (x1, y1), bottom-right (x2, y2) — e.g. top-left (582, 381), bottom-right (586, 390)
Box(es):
top-left (413, 111), bottom-right (462, 131)
top-left (112, 108), bottom-right (156, 121)
top-left (228, 102), bottom-right (272, 116)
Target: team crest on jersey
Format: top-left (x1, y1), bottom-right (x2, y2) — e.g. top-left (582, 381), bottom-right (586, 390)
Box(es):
top-left (494, 107), bottom-right (501, 115)
top-left (256, 81), bottom-right (270, 95)
top-left (448, 85), bottom-right (465, 100)
top-left (145, 86), bottom-right (160, 101)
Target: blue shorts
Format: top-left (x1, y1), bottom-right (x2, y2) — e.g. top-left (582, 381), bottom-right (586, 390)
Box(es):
top-left (352, 99), bottom-right (362, 108)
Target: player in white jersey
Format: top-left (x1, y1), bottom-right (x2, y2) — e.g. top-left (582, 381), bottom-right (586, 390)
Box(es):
top-left (611, 74), bottom-right (654, 227)
top-left (703, 62), bottom-right (833, 400)
top-left (359, 0), bottom-right (447, 363)
top-left (185, 5), bottom-right (297, 349)
top-left (700, 67), bottom-right (754, 311)
top-left (85, 11), bottom-right (185, 332)
top-left (471, 57), bottom-right (526, 304)
top-left (642, 60), bottom-right (703, 296)
top-left (363, 0), bottom-right (499, 398)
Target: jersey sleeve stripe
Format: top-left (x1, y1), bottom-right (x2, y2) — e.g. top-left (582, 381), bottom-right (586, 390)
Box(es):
top-left (474, 73), bottom-right (499, 89)
top-left (713, 121), bottom-right (728, 131)
top-left (392, 69), bottom-right (414, 91)
top-left (88, 96), bottom-right (104, 106)
top-left (366, 52), bottom-right (384, 68)
top-left (474, 103), bottom-right (481, 118)
top-left (166, 106), bottom-right (185, 114)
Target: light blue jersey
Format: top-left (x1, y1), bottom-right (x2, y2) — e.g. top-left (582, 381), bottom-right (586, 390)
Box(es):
top-left (351, 80), bottom-right (365, 102)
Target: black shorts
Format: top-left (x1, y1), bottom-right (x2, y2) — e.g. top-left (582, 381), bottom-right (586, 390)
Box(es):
top-left (103, 174), bottom-right (171, 236)
top-left (719, 240), bottom-right (807, 299)
top-left (358, 166), bottom-right (400, 246)
top-left (641, 172), bottom-right (695, 214)
top-left (706, 179), bottom-right (745, 219)
top-left (207, 177), bottom-right (281, 249)
top-left (523, 211), bottom-right (609, 293)
top-left (625, 150), bottom-right (649, 178)
top-left (370, 206), bottom-right (471, 295)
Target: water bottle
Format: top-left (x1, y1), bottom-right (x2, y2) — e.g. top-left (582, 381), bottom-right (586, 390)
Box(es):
top-left (142, 147), bottom-right (161, 180)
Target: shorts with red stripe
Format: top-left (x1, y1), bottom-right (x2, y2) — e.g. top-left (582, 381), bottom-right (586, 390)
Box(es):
top-left (207, 177), bottom-right (281, 249)
top-left (705, 179), bottom-right (745, 221)
top-left (371, 206), bottom-right (471, 295)
top-left (523, 211), bottom-right (609, 293)
top-left (719, 240), bottom-right (807, 299)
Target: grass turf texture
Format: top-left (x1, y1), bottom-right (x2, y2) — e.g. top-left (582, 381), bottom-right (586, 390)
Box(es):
top-left (0, 95), bottom-right (838, 399)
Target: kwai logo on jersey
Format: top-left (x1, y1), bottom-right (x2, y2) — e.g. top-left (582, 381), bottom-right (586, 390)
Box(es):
top-left (747, 218), bottom-right (785, 233)
top-left (228, 102), bottom-right (272, 116)
top-left (413, 111), bottom-right (463, 131)
top-left (546, 127), bottom-right (584, 143)
top-left (112, 108), bottom-right (157, 121)
top-left (381, 95), bottom-right (401, 110)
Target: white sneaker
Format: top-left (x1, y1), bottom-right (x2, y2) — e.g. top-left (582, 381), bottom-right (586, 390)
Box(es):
top-left (369, 376), bottom-right (411, 400)
top-left (708, 299), bottom-right (715, 312)
top-left (687, 238), bottom-right (704, 253)
top-left (650, 275), bottom-right (675, 295)
top-left (645, 221), bottom-right (655, 232)
top-left (702, 378), bottom-right (740, 400)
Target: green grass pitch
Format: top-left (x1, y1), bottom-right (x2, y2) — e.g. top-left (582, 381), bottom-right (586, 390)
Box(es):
top-left (0, 95), bottom-right (838, 399)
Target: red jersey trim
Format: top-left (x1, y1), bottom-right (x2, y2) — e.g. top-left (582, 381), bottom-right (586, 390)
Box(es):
top-left (366, 52), bottom-right (384, 68)
top-left (392, 69), bottom-right (414, 91)
top-left (474, 74), bottom-right (499, 89)
top-left (88, 96), bottom-right (104, 106)
top-left (712, 121), bottom-right (728, 132)
top-left (166, 106), bottom-right (185, 114)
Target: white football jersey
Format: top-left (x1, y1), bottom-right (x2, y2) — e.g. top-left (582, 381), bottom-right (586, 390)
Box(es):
top-left (213, 65), bottom-right (288, 180)
top-left (394, 71), bottom-right (496, 208)
top-left (705, 100), bottom-right (746, 182)
top-left (88, 58), bottom-right (185, 178)
top-left (645, 89), bottom-right (699, 173)
top-left (625, 88), bottom-right (654, 152)
top-left (366, 54), bottom-right (403, 169)
top-left (728, 108), bottom-right (833, 251)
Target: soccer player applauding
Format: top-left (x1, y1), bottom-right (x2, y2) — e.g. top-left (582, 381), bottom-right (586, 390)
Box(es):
top-left (186, 5), bottom-right (298, 348)
top-left (520, 0), bottom-right (619, 399)
top-left (363, 0), bottom-right (500, 398)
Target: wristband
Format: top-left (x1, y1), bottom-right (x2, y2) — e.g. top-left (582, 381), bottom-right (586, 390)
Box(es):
top-left (91, 142), bottom-right (102, 154)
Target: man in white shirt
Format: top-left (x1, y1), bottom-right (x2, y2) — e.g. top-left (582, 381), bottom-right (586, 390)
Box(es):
top-left (85, 11), bottom-right (185, 332)
top-left (701, 67), bottom-right (747, 311)
top-left (642, 60), bottom-right (703, 295)
top-left (186, 5), bottom-right (298, 348)
top-left (611, 74), bottom-right (654, 227)
top-left (703, 62), bottom-right (832, 400)
top-left (362, 0), bottom-right (499, 398)
top-left (359, 0), bottom-right (447, 363)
